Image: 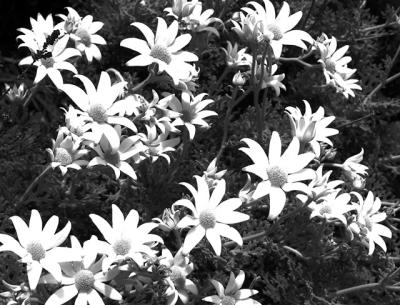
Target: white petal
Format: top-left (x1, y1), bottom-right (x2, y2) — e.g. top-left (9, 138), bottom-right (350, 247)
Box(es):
top-left (45, 285), bottom-right (78, 305)
top-left (268, 187), bottom-right (286, 219)
top-left (215, 210), bottom-right (249, 224)
top-left (41, 257), bottom-right (62, 282)
top-left (215, 223), bottom-right (243, 246)
top-left (62, 84), bottom-right (90, 111)
top-left (87, 289), bottom-right (105, 305)
top-left (93, 282), bottom-right (122, 300)
top-left (89, 214), bottom-right (115, 244)
top-left (47, 68), bottom-right (64, 89)
top-left (268, 131), bottom-right (282, 165)
top-left (206, 228), bottom-right (221, 256)
top-left (182, 225), bottom-right (205, 255)
top-left (34, 65), bottom-right (47, 84)
top-left (27, 260), bottom-right (43, 290)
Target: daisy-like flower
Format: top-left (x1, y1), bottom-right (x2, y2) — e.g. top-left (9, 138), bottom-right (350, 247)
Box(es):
top-left (222, 41), bottom-right (252, 68)
top-left (349, 191), bottom-right (392, 255)
top-left (202, 157), bottom-right (227, 189)
top-left (203, 270), bottom-right (261, 305)
top-left (62, 71), bottom-right (136, 152)
top-left (46, 129), bottom-right (89, 175)
top-left (56, 7), bottom-right (81, 34)
top-left (309, 192), bottom-right (354, 225)
top-left (164, 0), bottom-right (199, 19)
top-left (153, 208), bottom-right (181, 233)
top-left (90, 204), bottom-right (163, 271)
top-left (59, 105), bottom-right (91, 141)
top-left (285, 100), bottom-right (339, 156)
top-left (317, 35), bottom-right (355, 84)
top-left (120, 18), bottom-right (198, 85)
top-left (330, 70), bottom-right (362, 99)
top-left (17, 13), bottom-right (54, 47)
top-left (233, 71), bottom-right (247, 86)
top-left (243, 1), bottom-right (313, 58)
top-left (4, 83), bottom-right (28, 102)
top-left (341, 149), bottom-right (368, 188)
top-left (138, 125), bottom-right (181, 164)
top-left (19, 34), bottom-right (80, 89)
top-left (88, 126), bottom-right (142, 180)
top-left (240, 132), bottom-right (315, 219)
top-left (160, 248), bottom-right (198, 305)
top-left (0, 210), bottom-right (80, 290)
top-left (174, 177), bottom-right (249, 256)
top-left (252, 61), bottom-right (286, 96)
top-left (231, 12), bottom-right (262, 47)
top-left (183, 3), bottom-right (222, 37)
top-left (169, 91), bottom-right (217, 140)
top-left (43, 236), bottom-right (122, 305)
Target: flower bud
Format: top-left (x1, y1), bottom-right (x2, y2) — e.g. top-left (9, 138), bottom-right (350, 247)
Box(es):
top-left (232, 71), bottom-right (246, 86)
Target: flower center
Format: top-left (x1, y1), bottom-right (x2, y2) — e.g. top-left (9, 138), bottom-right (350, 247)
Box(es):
top-left (150, 45), bottom-right (172, 64)
top-left (266, 165), bottom-right (288, 187)
top-left (26, 241), bottom-right (46, 261)
top-left (170, 266), bottom-right (186, 289)
top-left (88, 103), bottom-right (108, 123)
top-left (265, 23), bottom-right (283, 40)
top-left (75, 28), bottom-right (91, 47)
top-left (74, 270), bottom-right (95, 292)
top-left (112, 238), bottom-right (131, 256)
top-left (319, 204), bottom-right (332, 215)
top-left (40, 57), bottom-right (55, 68)
top-left (221, 296), bottom-right (236, 305)
top-left (181, 109), bottom-right (193, 122)
top-left (103, 151), bottom-right (121, 167)
top-left (199, 209), bottom-right (217, 229)
top-left (325, 58), bottom-right (336, 73)
top-left (54, 147), bottom-right (73, 166)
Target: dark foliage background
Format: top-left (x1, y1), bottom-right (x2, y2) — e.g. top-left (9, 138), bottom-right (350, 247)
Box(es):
top-left (1, 0), bottom-right (400, 304)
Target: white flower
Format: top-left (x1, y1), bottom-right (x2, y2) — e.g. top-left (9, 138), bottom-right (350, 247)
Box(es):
top-left (341, 149), bottom-right (368, 187)
top-left (222, 41), bottom-right (252, 68)
top-left (62, 71), bottom-right (136, 151)
top-left (0, 210), bottom-right (79, 290)
top-left (183, 3), bottom-right (222, 37)
top-left (4, 83), bottom-right (28, 101)
top-left (19, 35), bottom-right (80, 89)
top-left (90, 204), bottom-right (163, 271)
top-left (252, 61), bottom-right (286, 96)
top-left (120, 18), bottom-right (198, 85)
top-left (202, 157), bottom-right (227, 189)
top-left (160, 248), bottom-right (198, 305)
top-left (240, 132), bottom-right (315, 219)
top-left (231, 12), bottom-right (262, 46)
top-left (43, 236), bottom-right (122, 305)
top-left (330, 70), bottom-right (362, 99)
top-left (174, 177), bottom-right (249, 256)
top-left (239, 174), bottom-right (257, 204)
top-left (285, 100), bottom-right (338, 156)
top-left (59, 105), bottom-right (91, 141)
top-left (56, 7), bottom-right (81, 34)
top-left (153, 208), bottom-right (181, 232)
top-left (17, 13), bottom-right (54, 48)
top-left (164, 0), bottom-right (199, 19)
top-left (349, 191), bottom-right (392, 255)
top-left (309, 192), bottom-right (354, 225)
top-left (243, 1), bottom-right (313, 58)
top-left (88, 126), bottom-right (142, 180)
top-left (203, 270), bottom-right (261, 305)
top-left (169, 91), bottom-right (217, 140)
top-left (46, 129), bottom-right (89, 175)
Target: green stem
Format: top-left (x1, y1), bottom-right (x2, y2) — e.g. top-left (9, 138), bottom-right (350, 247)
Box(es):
top-left (253, 46), bottom-right (268, 143)
top-left (130, 71), bottom-right (154, 93)
top-left (334, 283), bottom-right (380, 296)
top-left (17, 165), bottom-right (52, 206)
top-left (279, 57), bottom-right (320, 68)
top-left (22, 84), bottom-right (39, 107)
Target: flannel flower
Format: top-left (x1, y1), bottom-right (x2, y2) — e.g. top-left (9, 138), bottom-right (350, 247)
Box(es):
top-left (203, 270), bottom-right (261, 305)
top-left (240, 132), bottom-right (315, 219)
top-left (19, 34), bottom-right (80, 89)
top-left (120, 18), bottom-right (198, 85)
top-left (309, 192), bottom-right (354, 225)
top-left (47, 129), bottom-right (89, 175)
top-left (160, 248), bottom-right (198, 305)
top-left (285, 100), bottom-right (338, 156)
top-left (0, 210), bottom-right (80, 290)
top-left (183, 3), bottom-right (222, 37)
top-left (62, 71), bottom-right (136, 151)
top-left (59, 105), bottom-right (92, 141)
top-left (153, 208), bottom-right (181, 232)
top-left (88, 126), bottom-right (142, 180)
top-left (169, 91), bottom-right (217, 140)
top-left (253, 61), bottom-right (286, 96)
top-left (341, 149), bottom-right (368, 188)
top-left (202, 157), bottom-right (227, 189)
top-left (222, 41), bottom-right (252, 68)
top-left (43, 236), bottom-right (122, 305)
top-left (243, 0), bottom-right (313, 58)
top-left (349, 192), bottom-right (392, 255)
top-left (174, 177), bottom-right (249, 256)
top-left (57, 7), bottom-right (106, 62)
top-left (231, 11), bottom-right (262, 47)
top-left (330, 70), bottom-right (362, 99)
top-left (90, 204), bottom-right (163, 271)
top-left (164, 0), bottom-right (199, 19)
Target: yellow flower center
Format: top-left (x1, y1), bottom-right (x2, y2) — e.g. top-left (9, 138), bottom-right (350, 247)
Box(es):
top-left (112, 238), bottom-right (131, 256)
top-left (170, 266), bottom-right (186, 289)
top-left (265, 23), bottom-right (283, 40)
top-left (54, 147), bottom-right (73, 166)
top-left (75, 28), bottom-right (92, 47)
top-left (88, 103), bottom-right (108, 123)
top-left (221, 296), bottom-right (236, 305)
top-left (150, 45), bottom-right (172, 64)
top-left (199, 209), bottom-right (216, 229)
top-left (74, 269), bottom-right (95, 292)
top-left (40, 57), bottom-right (55, 68)
top-left (319, 204), bottom-right (332, 215)
top-left (266, 165), bottom-right (288, 187)
top-left (181, 109), bottom-right (193, 122)
top-left (26, 241), bottom-right (46, 261)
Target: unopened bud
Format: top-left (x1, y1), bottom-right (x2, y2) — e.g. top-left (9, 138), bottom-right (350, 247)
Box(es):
top-left (232, 71), bottom-right (246, 86)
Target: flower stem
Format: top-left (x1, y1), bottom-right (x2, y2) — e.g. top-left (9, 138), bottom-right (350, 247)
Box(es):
top-left (130, 71), bottom-right (154, 93)
top-left (22, 84), bottom-right (39, 107)
top-left (209, 66), bottom-right (230, 96)
top-left (17, 165), bottom-right (52, 206)
top-left (279, 57), bottom-right (320, 69)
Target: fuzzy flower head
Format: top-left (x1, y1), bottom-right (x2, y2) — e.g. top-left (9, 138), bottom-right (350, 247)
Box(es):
top-left (0, 210), bottom-right (80, 290)
top-left (160, 248), bottom-right (198, 305)
top-left (349, 192), bottom-right (392, 255)
top-left (120, 18), bottom-right (198, 85)
top-left (164, 0), bottom-right (199, 19)
top-left (309, 192), bottom-right (354, 225)
top-left (203, 270), bottom-right (261, 305)
top-left (169, 91), bottom-right (217, 140)
top-left (252, 61), bottom-right (286, 96)
top-left (43, 236), bottom-right (122, 305)
top-left (183, 3), bottom-right (222, 37)
top-left (285, 100), bottom-right (339, 156)
top-left (62, 71), bottom-right (136, 152)
top-left (90, 204), bottom-right (163, 271)
top-left (243, 1), bottom-right (313, 57)
top-left (174, 177), bottom-right (249, 256)
top-left (46, 129), bottom-right (89, 175)
top-left (222, 41), bottom-right (252, 68)
top-left (240, 132), bottom-right (315, 219)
